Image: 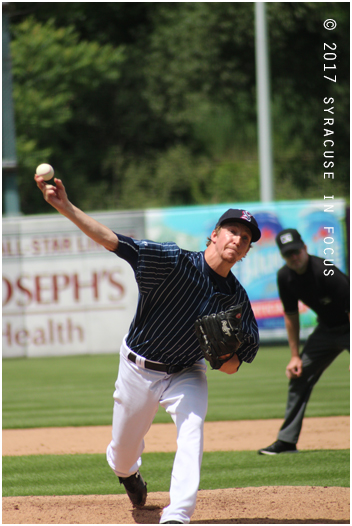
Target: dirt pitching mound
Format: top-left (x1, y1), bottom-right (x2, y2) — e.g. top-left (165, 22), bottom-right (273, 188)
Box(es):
top-left (2, 416), bottom-right (350, 523)
top-left (2, 416), bottom-right (349, 456)
top-left (3, 487), bottom-right (349, 524)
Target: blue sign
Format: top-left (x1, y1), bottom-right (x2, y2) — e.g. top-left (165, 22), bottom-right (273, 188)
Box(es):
top-left (146, 199), bottom-right (347, 341)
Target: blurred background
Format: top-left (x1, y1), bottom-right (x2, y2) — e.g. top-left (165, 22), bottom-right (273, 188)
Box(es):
top-left (2, 2), bottom-right (350, 358)
top-left (3, 2), bottom-right (349, 213)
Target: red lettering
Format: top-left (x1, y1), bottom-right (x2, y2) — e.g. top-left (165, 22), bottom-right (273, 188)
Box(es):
top-left (108, 271), bottom-right (125, 301)
top-left (3, 319), bottom-right (85, 348)
top-left (2, 240), bottom-right (10, 256)
top-left (2, 277), bottom-right (13, 307)
top-left (33, 328), bottom-right (46, 345)
top-left (76, 236), bottom-right (104, 253)
top-left (3, 323), bottom-right (11, 345)
top-left (3, 269), bottom-right (126, 307)
top-left (52, 239), bottom-right (60, 252)
top-left (62, 238), bottom-right (71, 251)
top-left (67, 319), bottom-right (84, 342)
top-left (16, 275), bottom-right (33, 306)
top-left (52, 274), bottom-right (70, 302)
top-left (15, 329), bottom-right (29, 346)
top-left (48, 319), bottom-right (54, 343)
top-left (32, 239), bottom-right (41, 254)
top-left (56, 323), bottom-right (65, 343)
top-left (2, 239), bottom-right (23, 257)
top-left (72, 272), bottom-right (99, 301)
top-left (34, 275), bottom-right (52, 304)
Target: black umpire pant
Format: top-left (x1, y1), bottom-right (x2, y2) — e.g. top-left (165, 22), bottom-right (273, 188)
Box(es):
top-left (277, 322), bottom-right (350, 445)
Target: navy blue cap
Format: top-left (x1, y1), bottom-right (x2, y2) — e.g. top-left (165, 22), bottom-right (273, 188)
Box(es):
top-left (216, 209), bottom-right (261, 242)
top-left (275, 228), bottom-right (304, 255)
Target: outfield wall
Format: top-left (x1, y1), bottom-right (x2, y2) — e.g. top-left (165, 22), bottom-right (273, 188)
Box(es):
top-left (2, 211), bottom-right (144, 358)
top-left (2, 199), bottom-right (347, 358)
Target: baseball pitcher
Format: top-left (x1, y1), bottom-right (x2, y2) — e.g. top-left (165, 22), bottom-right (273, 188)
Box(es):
top-left (35, 172), bottom-right (261, 524)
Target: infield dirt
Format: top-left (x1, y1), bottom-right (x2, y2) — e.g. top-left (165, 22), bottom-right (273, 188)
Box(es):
top-left (2, 416), bottom-right (350, 524)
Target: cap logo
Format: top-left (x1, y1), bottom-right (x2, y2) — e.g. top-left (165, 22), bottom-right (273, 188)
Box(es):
top-left (241, 210), bottom-right (252, 222)
top-left (280, 233), bottom-right (293, 244)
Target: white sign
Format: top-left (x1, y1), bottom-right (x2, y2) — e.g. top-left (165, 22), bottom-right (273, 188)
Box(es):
top-left (3, 212), bottom-right (145, 358)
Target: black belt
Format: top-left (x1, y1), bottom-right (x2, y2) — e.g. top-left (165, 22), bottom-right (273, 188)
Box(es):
top-left (127, 352), bottom-right (184, 374)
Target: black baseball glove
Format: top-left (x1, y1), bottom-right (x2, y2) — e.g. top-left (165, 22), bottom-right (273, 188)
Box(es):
top-left (194, 303), bottom-right (244, 370)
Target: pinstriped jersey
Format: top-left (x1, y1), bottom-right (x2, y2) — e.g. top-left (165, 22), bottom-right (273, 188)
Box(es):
top-left (114, 234), bottom-right (259, 367)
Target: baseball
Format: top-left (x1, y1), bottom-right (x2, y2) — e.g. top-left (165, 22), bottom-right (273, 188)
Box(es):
top-left (36, 163), bottom-right (54, 181)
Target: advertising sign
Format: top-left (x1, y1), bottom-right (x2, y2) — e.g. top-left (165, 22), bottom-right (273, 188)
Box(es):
top-left (146, 199), bottom-right (347, 341)
top-left (3, 200), bottom-right (347, 358)
top-left (2, 212), bottom-right (144, 358)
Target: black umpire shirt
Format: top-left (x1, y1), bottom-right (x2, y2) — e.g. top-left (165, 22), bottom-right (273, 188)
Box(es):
top-left (277, 255), bottom-right (349, 328)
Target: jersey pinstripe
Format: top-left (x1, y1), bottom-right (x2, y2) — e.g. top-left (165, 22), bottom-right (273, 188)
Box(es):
top-left (114, 235), bottom-right (259, 367)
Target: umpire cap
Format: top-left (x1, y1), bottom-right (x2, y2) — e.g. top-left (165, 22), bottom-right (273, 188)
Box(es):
top-left (216, 209), bottom-right (261, 242)
top-left (276, 228), bottom-right (305, 255)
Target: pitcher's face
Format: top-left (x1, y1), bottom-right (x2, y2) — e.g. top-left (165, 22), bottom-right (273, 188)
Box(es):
top-left (211, 222), bottom-right (252, 264)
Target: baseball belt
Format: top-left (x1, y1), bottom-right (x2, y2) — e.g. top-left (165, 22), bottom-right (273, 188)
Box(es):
top-left (127, 352), bottom-right (184, 374)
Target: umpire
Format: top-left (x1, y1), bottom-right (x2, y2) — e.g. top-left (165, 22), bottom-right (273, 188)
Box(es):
top-left (259, 228), bottom-right (350, 455)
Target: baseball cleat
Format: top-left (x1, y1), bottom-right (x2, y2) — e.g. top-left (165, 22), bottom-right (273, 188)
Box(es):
top-left (118, 470), bottom-right (147, 507)
top-left (258, 440), bottom-right (298, 455)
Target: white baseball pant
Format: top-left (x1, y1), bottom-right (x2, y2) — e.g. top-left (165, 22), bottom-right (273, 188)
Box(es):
top-left (106, 337), bottom-right (208, 524)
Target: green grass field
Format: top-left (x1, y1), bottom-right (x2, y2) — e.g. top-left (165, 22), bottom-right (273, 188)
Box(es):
top-left (3, 450), bottom-right (349, 497)
top-left (2, 347), bottom-right (350, 497)
top-left (2, 347), bottom-right (349, 428)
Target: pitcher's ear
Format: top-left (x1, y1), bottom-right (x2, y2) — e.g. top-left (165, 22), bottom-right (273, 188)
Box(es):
top-left (210, 229), bottom-right (218, 243)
